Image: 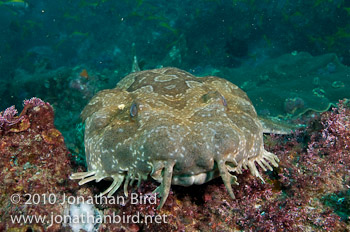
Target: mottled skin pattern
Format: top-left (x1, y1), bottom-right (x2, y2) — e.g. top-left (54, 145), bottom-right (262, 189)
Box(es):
top-left (71, 67), bottom-right (279, 209)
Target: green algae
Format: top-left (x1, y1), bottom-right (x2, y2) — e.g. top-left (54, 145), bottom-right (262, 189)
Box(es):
top-left (219, 52), bottom-right (350, 119)
top-left (322, 190), bottom-right (350, 221)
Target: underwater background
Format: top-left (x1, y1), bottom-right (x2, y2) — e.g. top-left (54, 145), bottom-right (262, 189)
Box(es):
top-left (1, 0), bottom-right (350, 231)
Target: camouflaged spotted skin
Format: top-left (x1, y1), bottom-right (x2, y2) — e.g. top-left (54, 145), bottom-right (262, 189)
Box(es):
top-left (71, 67), bottom-right (279, 209)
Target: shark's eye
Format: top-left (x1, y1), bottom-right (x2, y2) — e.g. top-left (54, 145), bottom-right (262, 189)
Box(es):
top-left (130, 103), bottom-right (138, 117)
top-left (221, 95), bottom-right (227, 107)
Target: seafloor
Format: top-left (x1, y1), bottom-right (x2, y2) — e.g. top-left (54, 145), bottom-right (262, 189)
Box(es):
top-left (1, 0), bottom-right (350, 231)
top-left (1, 93), bottom-right (349, 231)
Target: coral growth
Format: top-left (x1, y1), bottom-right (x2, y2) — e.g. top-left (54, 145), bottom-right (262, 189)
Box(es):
top-left (0, 106), bottom-right (23, 128)
top-left (0, 98), bottom-right (76, 231)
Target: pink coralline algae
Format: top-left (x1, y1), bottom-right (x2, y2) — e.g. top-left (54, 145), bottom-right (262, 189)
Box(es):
top-left (23, 97), bottom-right (47, 107)
top-left (0, 98), bottom-right (48, 129)
top-left (0, 98), bottom-right (77, 231)
top-left (0, 106), bottom-right (23, 128)
top-left (319, 99), bottom-right (350, 150)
